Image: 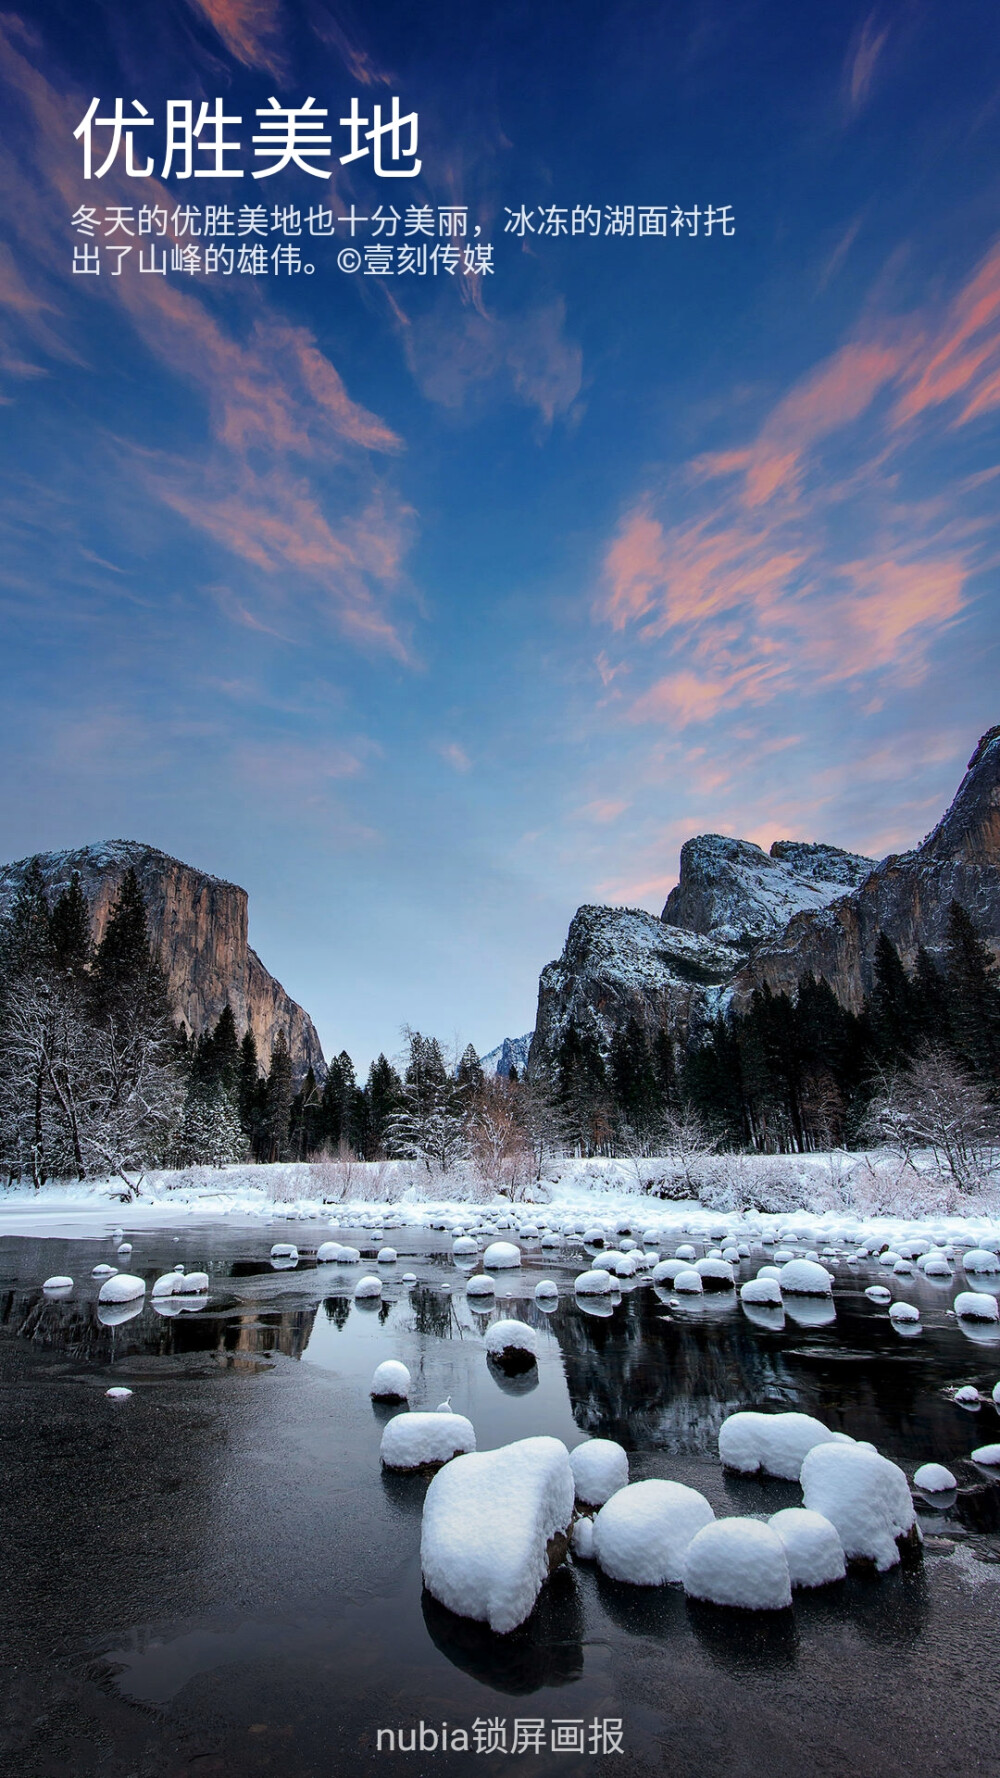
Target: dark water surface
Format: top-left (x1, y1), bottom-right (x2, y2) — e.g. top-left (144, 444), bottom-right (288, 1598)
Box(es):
top-left (2, 1218), bottom-right (1000, 1778)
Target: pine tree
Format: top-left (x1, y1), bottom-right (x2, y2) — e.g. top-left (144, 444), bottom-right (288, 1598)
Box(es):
top-left (359, 1053), bottom-right (403, 1157)
top-left (456, 1043), bottom-right (484, 1092)
top-left (238, 1029), bottom-right (261, 1138)
top-left (944, 902), bottom-right (1000, 1080)
top-left (0, 858), bottom-right (52, 978)
top-left (49, 873), bottom-right (91, 978)
top-left (262, 1030), bottom-right (294, 1162)
top-left (867, 931), bottom-right (918, 1064)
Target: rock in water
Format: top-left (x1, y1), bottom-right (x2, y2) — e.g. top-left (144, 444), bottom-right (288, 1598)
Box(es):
top-left (380, 1412), bottom-right (475, 1472)
top-left (569, 1439), bottom-right (629, 1507)
top-left (683, 1518), bottom-right (792, 1610)
top-left (420, 1436), bottom-right (575, 1633)
top-left (767, 1508), bottom-right (846, 1587)
top-left (592, 1479), bottom-right (714, 1585)
top-left (719, 1411), bottom-right (851, 1481)
top-left (800, 1443), bottom-right (919, 1572)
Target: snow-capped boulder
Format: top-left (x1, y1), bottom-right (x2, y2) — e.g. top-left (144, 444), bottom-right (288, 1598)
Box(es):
top-left (955, 1292), bottom-right (1000, 1322)
top-left (420, 1436), bottom-right (574, 1633)
top-left (696, 1257), bottom-right (735, 1290)
top-left (683, 1518), bottom-right (792, 1610)
top-left (800, 1443), bottom-right (919, 1572)
top-left (270, 1242), bottom-right (298, 1259)
top-left (719, 1411), bottom-right (851, 1481)
top-left (380, 1411), bottom-right (476, 1472)
top-left (92, 1264), bottom-right (116, 1279)
top-left (914, 1462), bottom-right (957, 1493)
top-left (571, 1515), bottom-right (595, 1560)
top-left (105, 1386), bottom-right (133, 1400)
top-left (370, 1360), bottom-right (411, 1401)
top-left (778, 1258), bottom-right (833, 1296)
top-left (767, 1508), bottom-right (846, 1587)
top-left (740, 1277), bottom-right (781, 1306)
top-left (962, 1249), bottom-right (1000, 1274)
top-left (452, 1236), bottom-right (479, 1257)
top-left (176, 1272), bottom-right (209, 1295)
top-left (575, 1269), bottom-right (616, 1295)
top-left (865, 1285), bottom-right (891, 1304)
top-left (673, 1268), bottom-right (704, 1294)
top-left (592, 1479), bottom-right (714, 1585)
top-left (972, 1444), bottom-right (1000, 1465)
top-left (354, 1275), bottom-right (382, 1298)
top-left (482, 1240), bottom-right (522, 1271)
top-left (652, 1259), bottom-right (688, 1284)
top-left (98, 1273), bottom-right (146, 1304)
top-left (569, 1438), bottom-right (629, 1507)
top-left (151, 1272), bottom-right (183, 1297)
top-left (954, 1385), bottom-right (980, 1405)
top-left (377, 1247), bottom-right (397, 1265)
top-left (484, 1319), bottom-right (538, 1363)
top-left (334, 1245), bottom-right (361, 1264)
top-left (42, 1275), bottom-right (73, 1292)
top-left (466, 1273), bottom-right (496, 1298)
top-left (675, 1244), bottom-right (696, 1261)
top-left (889, 1301), bottom-right (920, 1325)
top-left (317, 1242), bottom-right (344, 1261)
top-left (534, 1280), bottom-right (559, 1301)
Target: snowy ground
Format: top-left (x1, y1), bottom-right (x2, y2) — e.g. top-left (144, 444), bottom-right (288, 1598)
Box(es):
top-left (1, 1153), bottom-right (999, 1251)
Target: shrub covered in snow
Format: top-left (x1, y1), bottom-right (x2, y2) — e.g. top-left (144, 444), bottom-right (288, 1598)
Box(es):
top-left (380, 1411), bottom-right (476, 1471)
top-left (683, 1517), bottom-right (792, 1610)
top-left (719, 1411), bottom-right (851, 1481)
top-left (767, 1507), bottom-right (846, 1587)
top-left (800, 1442), bottom-right (918, 1571)
top-left (420, 1436), bottom-right (575, 1633)
top-left (569, 1438), bottom-right (629, 1507)
top-left (592, 1479), bottom-right (714, 1585)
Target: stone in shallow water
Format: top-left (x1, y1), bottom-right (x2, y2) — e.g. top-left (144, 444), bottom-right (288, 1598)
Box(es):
top-left (683, 1518), bottom-right (792, 1610)
top-left (592, 1479), bottom-right (714, 1585)
top-left (767, 1508), bottom-right (846, 1587)
top-left (719, 1411), bottom-right (851, 1481)
top-left (420, 1436), bottom-right (574, 1634)
top-left (569, 1438), bottom-right (628, 1508)
top-left (800, 1442), bottom-right (919, 1572)
top-left (380, 1411), bottom-right (476, 1472)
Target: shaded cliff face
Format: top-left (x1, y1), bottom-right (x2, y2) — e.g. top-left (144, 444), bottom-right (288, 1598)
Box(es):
top-left (0, 841), bottom-right (325, 1081)
top-left (731, 727), bottom-right (1000, 1012)
top-left (530, 904), bottom-right (743, 1069)
top-left (531, 725), bottom-right (1000, 1065)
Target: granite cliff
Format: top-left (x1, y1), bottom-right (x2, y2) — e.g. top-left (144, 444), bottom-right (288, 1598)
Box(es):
top-left (529, 725), bottom-right (1000, 1070)
top-left (0, 841), bottom-right (325, 1082)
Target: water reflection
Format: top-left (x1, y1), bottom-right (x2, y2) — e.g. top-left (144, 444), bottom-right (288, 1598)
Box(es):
top-left (421, 1566), bottom-right (584, 1694)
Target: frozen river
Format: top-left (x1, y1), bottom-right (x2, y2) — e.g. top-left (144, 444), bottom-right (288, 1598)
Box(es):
top-left (2, 1215), bottom-right (1000, 1777)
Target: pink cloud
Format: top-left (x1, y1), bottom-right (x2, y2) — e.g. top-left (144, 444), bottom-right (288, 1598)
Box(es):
top-left (183, 0), bottom-right (286, 77)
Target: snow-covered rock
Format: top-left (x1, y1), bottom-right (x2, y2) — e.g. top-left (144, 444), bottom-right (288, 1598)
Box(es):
top-left (800, 1443), bottom-right (918, 1571)
top-left (452, 1236), bottom-right (479, 1256)
top-left (97, 1273), bottom-right (146, 1303)
top-left (420, 1436), bottom-right (574, 1633)
top-left (354, 1275), bottom-right (382, 1298)
top-left (569, 1438), bottom-right (629, 1507)
top-left (466, 1273), bottom-right (496, 1298)
top-left (571, 1515), bottom-right (595, 1560)
top-left (962, 1249), bottom-right (1000, 1273)
top-left (914, 1462), bottom-right (957, 1493)
top-left (778, 1258), bottom-right (832, 1296)
top-left (105, 1386), bottom-right (133, 1400)
top-left (270, 1242), bottom-right (298, 1259)
top-left (673, 1268), bottom-right (704, 1294)
top-left (176, 1271), bottom-right (209, 1294)
top-left (92, 1264), bottom-right (116, 1278)
top-left (865, 1285), bottom-right (892, 1304)
top-left (42, 1275), bottom-right (73, 1292)
top-left (484, 1319), bottom-right (538, 1362)
top-left (683, 1518), bottom-right (792, 1610)
top-left (971, 1444), bottom-right (1000, 1465)
top-left (534, 1279), bottom-right (559, 1301)
top-left (317, 1241), bottom-right (344, 1261)
top-left (696, 1257), bottom-right (735, 1289)
top-left (377, 1247), bottom-right (397, 1264)
top-left (592, 1479), bottom-right (715, 1585)
top-left (483, 1241), bottom-right (521, 1269)
top-left (574, 1269), bottom-right (616, 1295)
top-left (954, 1385), bottom-right (980, 1405)
top-left (740, 1277), bottom-right (781, 1306)
top-left (767, 1509), bottom-right (846, 1588)
top-left (889, 1301), bottom-right (920, 1325)
top-left (380, 1411), bottom-right (476, 1471)
top-left (719, 1411), bottom-right (851, 1481)
top-left (955, 1292), bottom-right (1000, 1322)
top-left (370, 1360), bottom-right (411, 1401)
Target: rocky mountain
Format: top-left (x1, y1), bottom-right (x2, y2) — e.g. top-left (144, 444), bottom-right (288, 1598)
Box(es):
top-left (731, 725), bottom-right (1000, 1012)
top-left (479, 1033), bottom-right (534, 1078)
top-left (529, 724), bottom-right (1000, 1069)
top-left (0, 841), bottom-right (325, 1082)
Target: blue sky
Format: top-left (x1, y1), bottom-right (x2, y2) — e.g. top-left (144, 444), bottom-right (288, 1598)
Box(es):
top-left (1, 0), bottom-right (998, 1068)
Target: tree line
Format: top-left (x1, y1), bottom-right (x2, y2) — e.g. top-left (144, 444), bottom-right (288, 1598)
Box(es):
top-left (1, 859), bottom-right (998, 1190)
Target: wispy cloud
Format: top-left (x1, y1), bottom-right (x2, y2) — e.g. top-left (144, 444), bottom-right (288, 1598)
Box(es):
top-left (845, 13), bottom-right (890, 113)
top-left (183, 0), bottom-right (286, 77)
top-left (596, 241), bottom-right (1000, 731)
top-left (437, 741), bottom-right (473, 773)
